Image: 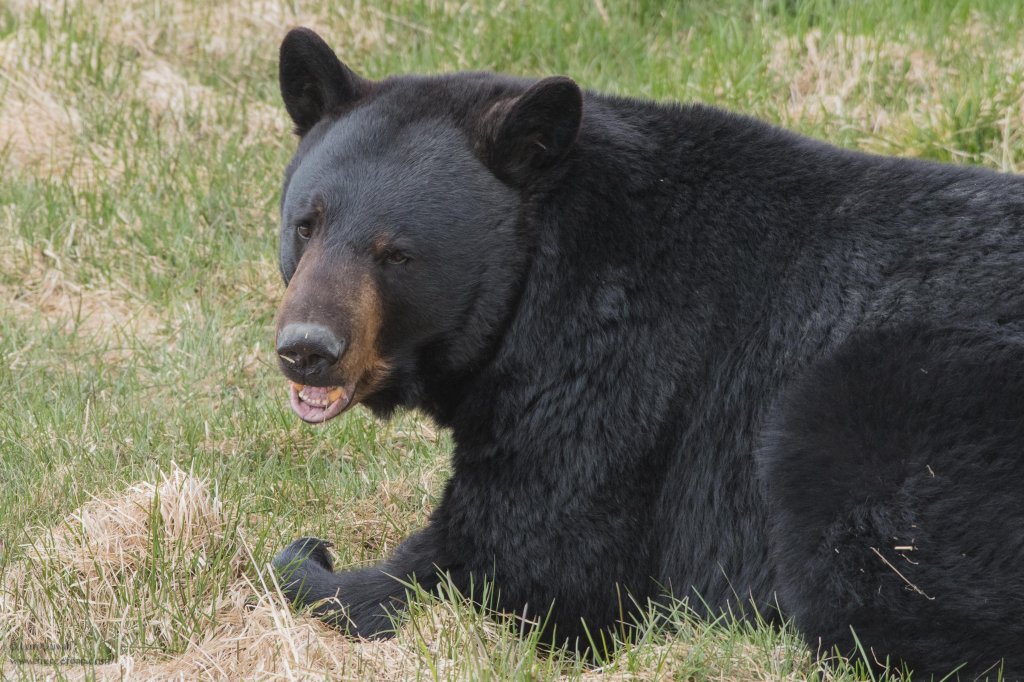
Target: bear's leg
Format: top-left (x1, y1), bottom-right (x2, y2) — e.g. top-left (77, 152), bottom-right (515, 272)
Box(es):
top-left (272, 528), bottom-right (445, 638)
top-left (758, 324), bottom-right (1024, 680)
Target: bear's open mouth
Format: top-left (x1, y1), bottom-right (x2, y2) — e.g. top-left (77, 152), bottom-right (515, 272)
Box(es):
top-left (288, 382), bottom-right (354, 423)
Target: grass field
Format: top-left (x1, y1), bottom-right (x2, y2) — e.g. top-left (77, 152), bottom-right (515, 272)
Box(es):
top-left (1, 0), bottom-right (1022, 679)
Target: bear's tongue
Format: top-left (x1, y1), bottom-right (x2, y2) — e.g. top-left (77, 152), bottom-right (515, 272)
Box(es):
top-left (289, 382), bottom-right (352, 423)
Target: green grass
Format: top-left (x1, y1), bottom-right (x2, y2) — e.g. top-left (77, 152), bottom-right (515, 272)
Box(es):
top-left (0, 0), bottom-right (1021, 679)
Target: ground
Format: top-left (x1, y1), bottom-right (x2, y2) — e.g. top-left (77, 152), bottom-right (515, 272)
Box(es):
top-left (0, 0), bottom-right (1022, 679)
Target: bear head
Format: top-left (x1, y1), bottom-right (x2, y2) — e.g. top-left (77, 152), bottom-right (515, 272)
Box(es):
top-left (274, 27), bottom-right (583, 423)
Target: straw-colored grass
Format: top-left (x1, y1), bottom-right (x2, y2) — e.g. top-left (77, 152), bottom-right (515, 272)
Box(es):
top-left (1, 465), bottom-right (422, 680)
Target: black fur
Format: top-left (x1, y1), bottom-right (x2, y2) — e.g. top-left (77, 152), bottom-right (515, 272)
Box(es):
top-left (271, 28), bottom-right (1024, 679)
top-left (760, 324), bottom-right (1024, 678)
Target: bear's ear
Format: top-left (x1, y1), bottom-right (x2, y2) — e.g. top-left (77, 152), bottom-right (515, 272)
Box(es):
top-left (480, 76), bottom-right (583, 186)
top-left (279, 27), bottom-right (369, 136)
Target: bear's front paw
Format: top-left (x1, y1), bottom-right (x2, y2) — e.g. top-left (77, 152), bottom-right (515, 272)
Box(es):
top-left (272, 536), bottom-right (335, 605)
top-left (275, 536), bottom-right (335, 572)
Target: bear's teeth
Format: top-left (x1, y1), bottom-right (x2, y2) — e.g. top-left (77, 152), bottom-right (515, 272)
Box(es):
top-left (296, 385), bottom-right (344, 407)
top-left (299, 390), bottom-right (328, 406)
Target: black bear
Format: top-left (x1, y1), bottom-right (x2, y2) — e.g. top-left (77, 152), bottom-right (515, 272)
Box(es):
top-left (270, 27), bottom-right (1024, 679)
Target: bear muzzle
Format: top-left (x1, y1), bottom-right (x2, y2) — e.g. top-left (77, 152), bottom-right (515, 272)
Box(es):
top-left (274, 251), bottom-right (386, 424)
top-left (276, 322), bottom-right (357, 423)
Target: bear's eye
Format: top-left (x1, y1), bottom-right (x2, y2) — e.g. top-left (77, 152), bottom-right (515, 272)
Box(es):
top-left (384, 251), bottom-right (409, 265)
top-left (296, 223), bottom-right (313, 241)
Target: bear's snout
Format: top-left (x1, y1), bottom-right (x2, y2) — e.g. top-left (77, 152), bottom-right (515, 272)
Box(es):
top-left (276, 322), bottom-right (357, 424)
top-left (276, 322), bottom-right (347, 380)
top-left (274, 246), bottom-right (387, 424)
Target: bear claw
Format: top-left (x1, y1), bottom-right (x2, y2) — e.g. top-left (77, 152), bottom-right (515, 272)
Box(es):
top-left (273, 536), bottom-right (336, 578)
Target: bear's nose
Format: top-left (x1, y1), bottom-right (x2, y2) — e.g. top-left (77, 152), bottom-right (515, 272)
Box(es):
top-left (276, 323), bottom-right (346, 377)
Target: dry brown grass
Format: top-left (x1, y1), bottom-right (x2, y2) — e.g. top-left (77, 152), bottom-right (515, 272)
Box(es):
top-left (0, 0), bottom-right (330, 186)
top-left (135, 56), bottom-right (290, 146)
top-left (0, 33), bottom-right (95, 182)
top-left (766, 25), bottom-right (1024, 170)
top-left (0, 466), bottom-right (504, 681)
top-left (2, 464), bottom-right (235, 649)
top-left (0, 233), bottom-right (164, 365)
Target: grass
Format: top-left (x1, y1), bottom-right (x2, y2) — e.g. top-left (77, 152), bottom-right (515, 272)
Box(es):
top-left (0, 0), bottom-right (1021, 679)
